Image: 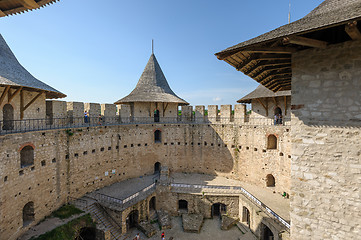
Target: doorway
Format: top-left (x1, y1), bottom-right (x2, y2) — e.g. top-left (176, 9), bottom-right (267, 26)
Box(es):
top-left (211, 203), bottom-right (226, 217)
top-left (154, 109), bottom-right (160, 122)
top-left (126, 210), bottom-right (139, 231)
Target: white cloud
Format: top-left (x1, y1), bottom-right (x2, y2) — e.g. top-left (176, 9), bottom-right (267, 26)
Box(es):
top-left (213, 96), bottom-right (222, 102)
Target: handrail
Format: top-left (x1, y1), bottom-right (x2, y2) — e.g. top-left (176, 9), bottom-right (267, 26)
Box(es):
top-left (89, 203), bottom-right (118, 240)
top-left (0, 116), bottom-right (291, 135)
top-left (93, 182), bottom-right (156, 211)
top-left (170, 183), bottom-right (290, 230)
top-left (95, 202), bottom-right (123, 233)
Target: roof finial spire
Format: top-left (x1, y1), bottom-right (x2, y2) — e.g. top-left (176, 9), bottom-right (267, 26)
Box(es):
top-left (288, 0), bottom-right (291, 23)
top-left (152, 39), bottom-right (154, 54)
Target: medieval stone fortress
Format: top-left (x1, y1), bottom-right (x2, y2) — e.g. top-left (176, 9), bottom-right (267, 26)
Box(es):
top-left (0, 0), bottom-right (360, 240)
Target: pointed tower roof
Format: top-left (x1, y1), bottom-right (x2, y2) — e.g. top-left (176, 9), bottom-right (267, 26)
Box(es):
top-left (237, 85), bottom-right (290, 104)
top-left (0, 34), bottom-right (66, 99)
top-left (115, 54), bottom-right (188, 105)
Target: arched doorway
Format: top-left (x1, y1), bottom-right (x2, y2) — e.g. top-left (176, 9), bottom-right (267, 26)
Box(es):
top-left (274, 107), bottom-right (282, 125)
top-left (267, 135), bottom-right (277, 149)
top-left (75, 227), bottom-right (96, 240)
top-left (261, 223), bottom-right (274, 240)
top-left (154, 109), bottom-right (160, 122)
top-left (149, 196), bottom-right (156, 211)
top-left (242, 206), bottom-right (250, 227)
top-left (178, 200), bottom-right (188, 213)
top-left (23, 202), bottom-right (35, 227)
top-left (3, 103), bottom-right (14, 130)
top-left (154, 162), bottom-right (161, 174)
top-left (126, 210), bottom-right (139, 231)
top-left (266, 174), bottom-right (275, 187)
top-left (211, 203), bottom-right (226, 217)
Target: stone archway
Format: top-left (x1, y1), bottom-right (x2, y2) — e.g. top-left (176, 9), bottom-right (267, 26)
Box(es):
top-left (154, 162), bottom-right (161, 174)
top-left (126, 210), bottom-right (139, 231)
top-left (211, 203), bottom-right (226, 217)
top-left (149, 196), bottom-right (156, 211)
top-left (261, 223), bottom-right (274, 240)
top-left (23, 202), bottom-right (34, 227)
top-left (75, 227), bottom-right (97, 240)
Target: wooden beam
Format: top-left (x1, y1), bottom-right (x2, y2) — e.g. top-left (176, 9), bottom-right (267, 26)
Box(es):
top-left (284, 96), bottom-right (287, 116)
top-left (8, 87), bottom-right (22, 103)
top-left (0, 86), bottom-right (10, 106)
top-left (162, 102), bottom-right (169, 117)
top-left (248, 64), bottom-right (291, 77)
top-left (272, 97), bottom-right (277, 105)
top-left (256, 98), bottom-right (268, 116)
top-left (20, 89), bottom-right (24, 120)
top-left (345, 21), bottom-right (361, 40)
top-left (246, 47), bottom-right (297, 54)
top-left (260, 75), bottom-right (291, 85)
top-left (20, 0), bottom-right (39, 9)
top-left (23, 91), bottom-right (44, 111)
top-left (0, 10), bottom-right (6, 17)
top-left (283, 36), bottom-right (328, 49)
top-left (244, 60), bottom-right (290, 74)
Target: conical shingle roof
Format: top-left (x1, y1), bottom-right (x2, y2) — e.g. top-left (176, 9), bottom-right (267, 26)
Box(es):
top-left (0, 34), bottom-right (66, 99)
top-left (237, 85), bottom-right (291, 104)
top-left (115, 54), bottom-right (188, 105)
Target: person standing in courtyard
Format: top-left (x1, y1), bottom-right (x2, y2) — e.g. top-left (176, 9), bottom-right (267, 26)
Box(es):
top-left (133, 233), bottom-right (140, 240)
top-left (161, 231), bottom-right (165, 240)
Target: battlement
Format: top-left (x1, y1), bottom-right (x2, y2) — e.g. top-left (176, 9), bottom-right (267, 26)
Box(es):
top-left (47, 101), bottom-right (289, 124)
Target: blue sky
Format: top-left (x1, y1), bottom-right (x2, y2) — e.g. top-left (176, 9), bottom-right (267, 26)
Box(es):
top-left (0, 0), bottom-right (323, 106)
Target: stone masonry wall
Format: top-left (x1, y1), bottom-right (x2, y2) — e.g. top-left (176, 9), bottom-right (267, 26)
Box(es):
top-left (0, 120), bottom-right (290, 239)
top-left (291, 41), bottom-right (361, 239)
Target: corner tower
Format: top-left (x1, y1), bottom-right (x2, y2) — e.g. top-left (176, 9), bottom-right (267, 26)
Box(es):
top-left (115, 54), bottom-right (188, 122)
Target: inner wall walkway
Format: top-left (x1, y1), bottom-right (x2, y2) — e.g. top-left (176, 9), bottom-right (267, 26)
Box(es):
top-left (89, 172), bottom-right (289, 223)
top-left (171, 173), bottom-right (290, 222)
top-left (93, 175), bottom-right (155, 199)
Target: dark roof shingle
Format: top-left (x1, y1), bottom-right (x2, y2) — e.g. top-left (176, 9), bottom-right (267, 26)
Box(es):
top-left (0, 34), bottom-right (66, 99)
top-left (115, 54), bottom-right (188, 105)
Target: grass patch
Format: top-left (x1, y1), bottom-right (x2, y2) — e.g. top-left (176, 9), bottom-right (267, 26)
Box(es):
top-left (51, 204), bottom-right (83, 219)
top-left (30, 214), bottom-right (94, 240)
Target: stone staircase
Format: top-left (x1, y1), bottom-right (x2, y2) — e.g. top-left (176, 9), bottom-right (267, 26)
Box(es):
top-left (71, 197), bottom-right (123, 240)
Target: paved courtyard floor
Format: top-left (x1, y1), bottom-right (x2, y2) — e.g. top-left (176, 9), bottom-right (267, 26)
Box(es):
top-left (124, 216), bottom-right (256, 240)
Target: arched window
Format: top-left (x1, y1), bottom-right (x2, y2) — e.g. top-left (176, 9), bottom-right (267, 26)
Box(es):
top-left (154, 109), bottom-right (160, 122)
top-left (178, 200), bottom-right (188, 212)
top-left (23, 202), bottom-right (34, 227)
top-left (154, 130), bottom-right (161, 143)
top-left (154, 162), bottom-right (161, 174)
top-left (3, 103), bottom-right (14, 130)
top-left (20, 145), bottom-right (34, 168)
top-left (266, 174), bottom-right (275, 187)
top-left (267, 135), bottom-right (277, 149)
top-left (242, 206), bottom-right (250, 227)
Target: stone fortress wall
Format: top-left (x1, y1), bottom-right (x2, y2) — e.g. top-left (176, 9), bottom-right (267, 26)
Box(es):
top-left (0, 101), bottom-right (291, 239)
top-left (291, 40), bottom-right (361, 240)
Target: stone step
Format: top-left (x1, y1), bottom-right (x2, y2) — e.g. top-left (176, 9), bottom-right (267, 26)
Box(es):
top-left (236, 222), bottom-right (249, 234)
